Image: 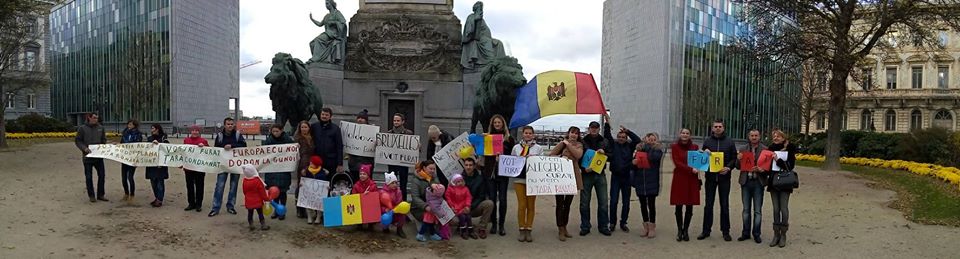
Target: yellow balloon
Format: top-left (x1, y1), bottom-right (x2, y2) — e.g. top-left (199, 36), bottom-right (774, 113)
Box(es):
top-left (393, 201), bottom-right (411, 214)
top-left (459, 146), bottom-right (475, 159)
top-left (263, 202), bottom-right (274, 216)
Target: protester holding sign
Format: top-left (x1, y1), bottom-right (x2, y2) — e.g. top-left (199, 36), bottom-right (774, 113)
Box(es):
top-left (210, 117), bottom-right (247, 217)
top-left (145, 124), bottom-right (169, 207)
top-left (602, 118), bottom-right (641, 234)
top-left (294, 121), bottom-right (315, 219)
top-left (311, 107), bottom-right (344, 175)
top-left (579, 120), bottom-right (611, 236)
top-left (738, 129), bottom-right (767, 243)
top-left (669, 128), bottom-right (700, 242)
top-left (346, 110), bottom-right (376, 182)
top-left (549, 126), bottom-right (584, 242)
top-left (120, 119), bottom-right (143, 202)
top-left (387, 113), bottom-right (415, 201)
top-left (426, 125), bottom-right (454, 186)
top-left (182, 125), bottom-right (208, 212)
top-left (698, 120), bottom-right (738, 241)
top-left (262, 124), bottom-right (295, 220)
top-left (76, 113), bottom-right (108, 203)
top-left (303, 156), bottom-right (329, 225)
top-left (766, 129), bottom-right (797, 248)
top-left (483, 114), bottom-right (516, 236)
top-left (511, 126), bottom-right (542, 242)
top-left (633, 133), bottom-right (664, 238)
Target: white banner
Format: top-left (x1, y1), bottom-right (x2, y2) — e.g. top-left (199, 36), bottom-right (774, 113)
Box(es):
top-left (340, 121), bottom-right (380, 157)
top-left (432, 132), bottom-right (472, 179)
top-left (86, 143), bottom-right (160, 167)
top-left (221, 144), bottom-right (300, 174)
top-left (296, 178), bottom-right (330, 211)
top-left (375, 133), bottom-right (420, 167)
top-left (498, 155), bottom-right (526, 177)
top-left (156, 144), bottom-right (226, 173)
top-left (525, 156), bottom-right (578, 196)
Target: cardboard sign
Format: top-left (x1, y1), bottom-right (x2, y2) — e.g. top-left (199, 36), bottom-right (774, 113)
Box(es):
top-left (581, 149), bottom-right (608, 173)
top-left (497, 155), bottom-right (526, 177)
top-left (757, 150), bottom-right (775, 171)
top-left (525, 156), bottom-right (578, 195)
top-left (740, 151), bottom-right (756, 171)
top-left (296, 178), bottom-right (330, 211)
top-left (340, 121), bottom-right (380, 157)
top-left (237, 121), bottom-right (261, 135)
top-left (709, 152), bottom-right (725, 173)
top-left (687, 151), bottom-right (709, 172)
top-left (436, 200), bottom-right (456, 225)
top-left (771, 151), bottom-right (790, 171)
top-left (634, 151), bottom-right (650, 169)
top-left (86, 143), bottom-right (160, 167)
top-left (432, 132), bottom-right (472, 179)
top-left (375, 133), bottom-right (420, 166)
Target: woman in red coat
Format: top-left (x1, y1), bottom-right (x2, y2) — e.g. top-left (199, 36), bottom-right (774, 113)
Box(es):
top-left (669, 128), bottom-right (700, 242)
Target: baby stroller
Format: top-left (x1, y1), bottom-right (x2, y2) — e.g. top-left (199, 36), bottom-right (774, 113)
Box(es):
top-left (328, 171), bottom-right (353, 197)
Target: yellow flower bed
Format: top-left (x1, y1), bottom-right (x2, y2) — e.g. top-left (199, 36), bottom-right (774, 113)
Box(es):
top-left (798, 154), bottom-right (960, 190)
top-left (6, 132), bottom-right (121, 139)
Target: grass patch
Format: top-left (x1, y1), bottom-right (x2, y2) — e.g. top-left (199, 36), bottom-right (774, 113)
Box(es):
top-left (799, 160), bottom-right (960, 227)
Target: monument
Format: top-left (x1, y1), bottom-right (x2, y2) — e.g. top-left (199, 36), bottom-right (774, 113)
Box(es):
top-left (284, 0), bottom-right (525, 154)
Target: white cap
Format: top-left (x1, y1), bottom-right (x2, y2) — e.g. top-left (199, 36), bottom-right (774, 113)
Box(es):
top-left (241, 164), bottom-right (258, 178)
top-left (384, 171), bottom-right (398, 185)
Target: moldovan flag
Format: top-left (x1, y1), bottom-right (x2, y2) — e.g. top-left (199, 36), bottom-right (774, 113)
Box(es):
top-left (510, 70), bottom-right (606, 128)
top-left (323, 193), bottom-right (381, 227)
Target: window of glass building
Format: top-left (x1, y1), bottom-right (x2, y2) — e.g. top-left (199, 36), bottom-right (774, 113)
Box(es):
top-left (911, 66), bottom-right (922, 89)
top-left (886, 67), bottom-right (898, 89)
top-left (938, 66), bottom-right (949, 89)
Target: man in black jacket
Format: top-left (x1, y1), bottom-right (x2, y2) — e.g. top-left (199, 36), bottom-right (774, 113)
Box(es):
top-left (311, 107), bottom-right (344, 174)
top-left (462, 158), bottom-right (494, 238)
top-left (580, 120), bottom-right (611, 236)
top-left (75, 113), bottom-right (108, 202)
top-left (698, 119), bottom-right (738, 241)
top-left (603, 119), bottom-right (641, 233)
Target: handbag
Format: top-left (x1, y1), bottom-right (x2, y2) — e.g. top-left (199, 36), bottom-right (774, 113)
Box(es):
top-left (771, 170), bottom-right (799, 190)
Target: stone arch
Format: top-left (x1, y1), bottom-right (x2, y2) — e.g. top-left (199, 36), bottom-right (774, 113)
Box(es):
top-left (933, 109), bottom-right (954, 130)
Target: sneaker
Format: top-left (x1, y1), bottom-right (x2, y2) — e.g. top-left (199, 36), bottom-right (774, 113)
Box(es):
top-left (416, 234), bottom-right (427, 242)
top-left (620, 225), bottom-right (630, 233)
top-left (599, 229), bottom-right (612, 236)
top-left (430, 234), bottom-right (442, 241)
top-left (96, 197), bottom-right (110, 202)
top-left (227, 208), bottom-right (237, 215)
top-left (89, 196), bottom-right (97, 203)
top-left (722, 233), bottom-right (733, 242)
top-left (579, 229), bottom-right (590, 236)
top-left (738, 235), bottom-right (750, 241)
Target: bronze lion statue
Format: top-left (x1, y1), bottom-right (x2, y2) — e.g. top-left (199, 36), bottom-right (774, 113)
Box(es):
top-left (471, 56), bottom-right (527, 133)
top-left (264, 52), bottom-right (324, 131)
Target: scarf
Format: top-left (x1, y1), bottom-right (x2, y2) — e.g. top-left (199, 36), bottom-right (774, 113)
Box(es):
top-left (416, 169), bottom-right (433, 183)
top-left (308, 165), bottom-right (322, 175)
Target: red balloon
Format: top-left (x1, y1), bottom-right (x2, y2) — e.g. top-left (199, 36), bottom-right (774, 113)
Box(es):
top-left (268, 186), bottom-right (280, 200)
top-left (380, 192), bottom-right (393, 209)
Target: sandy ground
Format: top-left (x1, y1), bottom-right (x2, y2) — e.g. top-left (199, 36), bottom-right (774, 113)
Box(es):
top-left (1, 140), bottom-right (958, 259)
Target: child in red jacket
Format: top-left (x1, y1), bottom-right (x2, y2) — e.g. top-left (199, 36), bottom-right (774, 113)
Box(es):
top-left (352, 166), bottom-right (378, 230)
top-left (445, 174), bottom-right (473, 240)
top-left (241, 165), bottom-right (270, 231)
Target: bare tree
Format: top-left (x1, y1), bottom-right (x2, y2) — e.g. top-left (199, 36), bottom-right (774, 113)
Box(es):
top-left (114, 31), bottom-right (162, 124)
top-left (733, 0), bottom-right (960, 170)
top-left (0, 0), bottom-right (54, 148)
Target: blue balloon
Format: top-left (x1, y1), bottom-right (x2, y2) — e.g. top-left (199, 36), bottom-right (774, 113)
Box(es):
top-left (272, 201), bottom-right (287, 217)
top-left (381, 211), bottom-right (394, 228)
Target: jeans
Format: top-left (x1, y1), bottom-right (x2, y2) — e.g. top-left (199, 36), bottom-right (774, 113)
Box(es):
top-left (514, 182), bottom-right (536, 230)
top-left (555, 195), bottom-right (574, 227)
top-left (638, 195), bottom-right (656, 223)
top-left (150, 179), bottom-right (165, 202)
top-left (184, 171), bottom-right (205, 207)
top-left (741, 179), bottom-right (764, 237)
top-left (212, 172), bottom-right (240, 212)
top-left (121, 164), bottom-right (136, 196)
top-left (487, 177), bottom-right (509, 227)
top-left (702, 177), bottom-right (731, 235)
top-left (771, 191), bottom-right (791, 225)
top-left (388, 166), bottom-right (409, 201)
top-left (83, 159), bottom-right (106, 198)
top-left (609, 173), bottom-right (632, 226)
top-left (580, 173), bottom-right (610, 232)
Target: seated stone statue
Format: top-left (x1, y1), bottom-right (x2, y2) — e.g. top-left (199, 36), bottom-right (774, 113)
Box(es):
top-left (462, 1), bottom-right (496, 70)
top-left (308, 0), bottom-right (347, 65)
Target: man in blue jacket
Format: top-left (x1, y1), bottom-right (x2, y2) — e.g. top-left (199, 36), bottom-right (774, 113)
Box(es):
top-left (698, 119), bottom-right (738, 241)
top-left (210, 117), bottom-right (247, 217)
top-left (603, 118), bottom-right (641, 233)
top-left (311, 107), bottom-right (344, 175)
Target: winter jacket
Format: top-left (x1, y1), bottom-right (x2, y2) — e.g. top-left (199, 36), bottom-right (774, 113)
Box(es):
top-left (549, 140), bottom-right (584, 191)
top-left (303, 168), bottom-right (329, 181)
top-left (145, 134), bottom-right (169, 180)
top-left (295, 134), bottom-right (314, 175)
top-left (263, 132), bottom-right (294, 189)
top-left (510, 140), bottom-right (544, 179)
top-left (423, 186), bottom-right (446, 224)
top-left (444, 185), bottom-right (472, 214)
top-left (121, 128), bottom-right (143, 144)
top-left (409, 172), bottom-right (439, 222)
top-left (738, 142), bottom-right (768, 186)
top-left (351, 178), bottom-right (378, 194)
top-left (463, 170), bottom-right (487, 210)
top-left (701, 133), bottom-right (737, 181)
top-left (633, 143), bottom-right (664, 196)
top-left (75, 123), bottom-right (107, 161)
top-left (380, 186), bottom-right (403, 213)
top-left (215, 130), bottom-right (247, 148)
top-left (182, 136), bottom-right (208, 147)
top-left (669, 141), bottom-right (701, 206)
top-left (242, 177), bottom-right (269, 209)
top-left (426, 130), bottom-right (454, 159)
top-left (311, 120), bottom-right (344, 168)
top-left (603, 123), bottom-right (641, 176)
top-left (766, 142), bottom-right (797, 193)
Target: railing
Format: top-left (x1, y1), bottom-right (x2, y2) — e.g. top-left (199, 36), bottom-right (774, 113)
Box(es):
top-left (847, 88), bottom-right (960, 98)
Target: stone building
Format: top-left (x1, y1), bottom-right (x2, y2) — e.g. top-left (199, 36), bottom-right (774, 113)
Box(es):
top-left (3, 3), bottom-right (52, 120)
top-left (810, 30), bottom-right (960, 133)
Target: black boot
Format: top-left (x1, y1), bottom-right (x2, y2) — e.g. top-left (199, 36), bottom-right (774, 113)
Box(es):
top-left (296, 207), bottom-right (306, 219)
top-left (778, 224), bottom-right (788, 248)
top-left (769, 224), bottom-right (781, 247)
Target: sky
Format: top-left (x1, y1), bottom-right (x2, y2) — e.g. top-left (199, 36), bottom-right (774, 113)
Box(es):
top-left (238, 0), bottom-right (603, 131)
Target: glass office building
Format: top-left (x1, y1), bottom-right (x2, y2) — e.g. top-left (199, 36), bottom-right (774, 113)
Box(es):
top-left (602, 0), bottom-right (799, 140)
top-left (49, 0), bottom-right (239, 127)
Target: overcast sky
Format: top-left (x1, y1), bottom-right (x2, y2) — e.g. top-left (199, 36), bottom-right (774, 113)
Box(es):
top-left (239, 0), bottom-right (603, 130)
